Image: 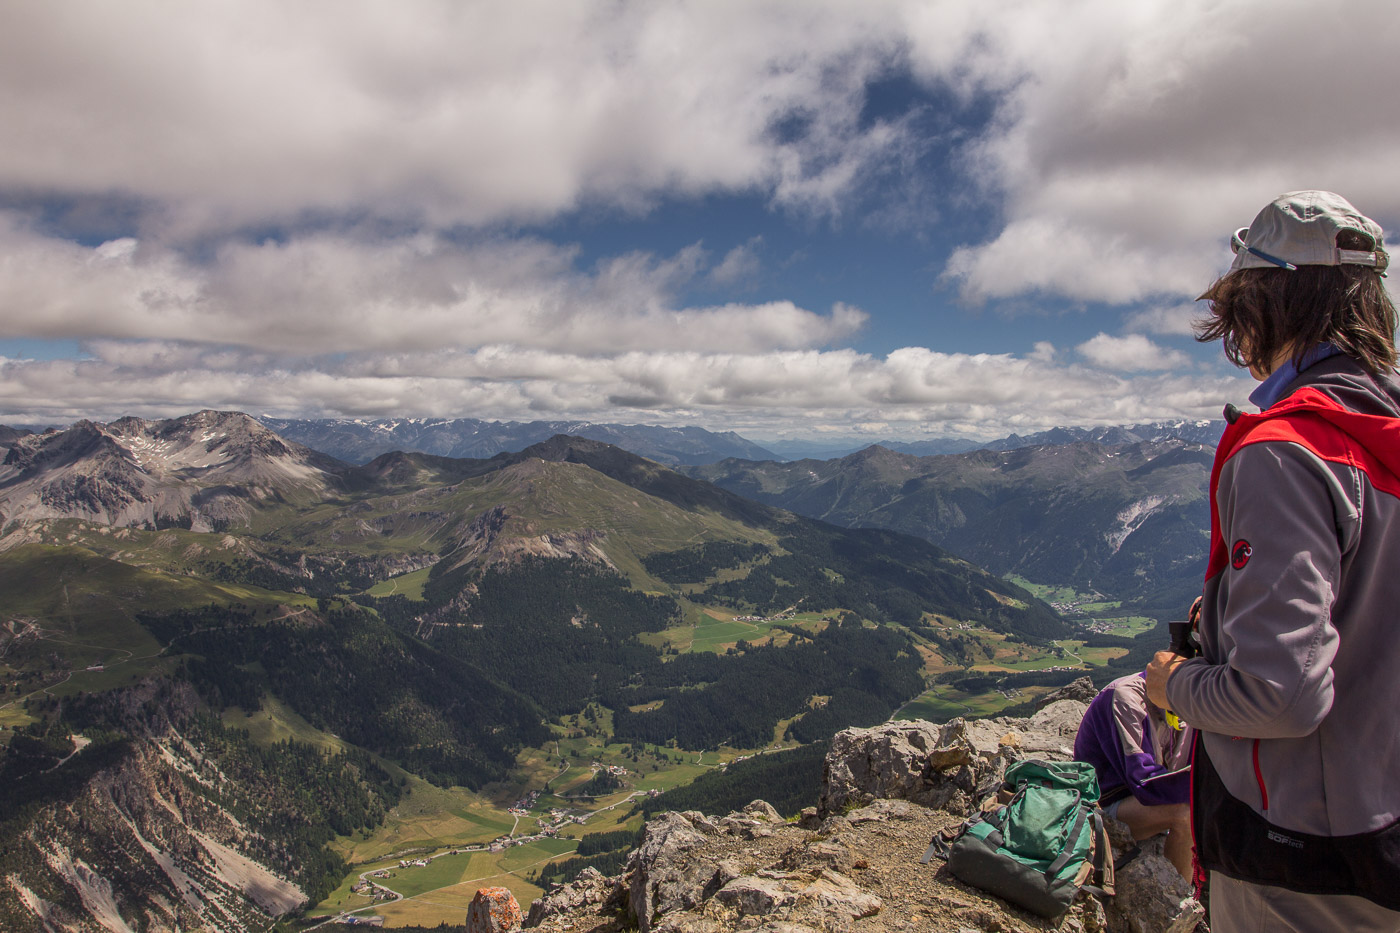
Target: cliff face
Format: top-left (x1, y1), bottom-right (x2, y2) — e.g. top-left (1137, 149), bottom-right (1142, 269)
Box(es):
top-left (526, 697), bottom-right (1202, 933)
top-left (0, 683), bottom-right (307, 933)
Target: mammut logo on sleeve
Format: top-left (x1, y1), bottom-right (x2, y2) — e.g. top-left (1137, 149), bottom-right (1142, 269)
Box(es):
top-left (1231, 540), bottom-right (1253, 570)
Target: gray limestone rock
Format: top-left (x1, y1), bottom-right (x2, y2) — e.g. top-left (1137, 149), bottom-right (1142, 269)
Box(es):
top-left (819, 718), bottom-right (1007, 818)
top-left (846, 799), bottom-right (917, 824)
top-left (1101, 822), bottom-right (1204, 933)
top-left (713, 875), bottom-right (800, 915)
top-left (799, 869), bottom-right (881, 920)
top-left (743, 800), bottom-right (784, 823)
top-left (680, 811), bottom-right (723, 835)
top-left (628, 812), bottom-right (715, 933)
top-left (779, 839), bottom-right (854, 875)
top-left (524, 866), bottom-right (623, 928)
top-left (1036, 675), bottom-right (1100, 709)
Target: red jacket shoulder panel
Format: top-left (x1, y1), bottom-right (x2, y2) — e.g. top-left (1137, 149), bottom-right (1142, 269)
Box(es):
top-left (1205, 388), bottom-right (1400, 580)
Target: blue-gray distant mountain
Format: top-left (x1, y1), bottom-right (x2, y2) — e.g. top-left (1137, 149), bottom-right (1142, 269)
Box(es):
top-left (975, 420), bottom-right (1224, 452)
top-left (756, 421), bottom-right (1223, 461)
top-left (756, 437), bottom-right (978, 460)
top-left (259, 417), bottom-right (777, 466)
top-left (688, 437), bottom-right (1215, 611)
top-left (0, 425), bottom-right (32, 457)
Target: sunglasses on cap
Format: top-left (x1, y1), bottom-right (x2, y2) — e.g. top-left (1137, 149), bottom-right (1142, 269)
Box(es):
top-left (1231, 227), bottom-right (1298, 271)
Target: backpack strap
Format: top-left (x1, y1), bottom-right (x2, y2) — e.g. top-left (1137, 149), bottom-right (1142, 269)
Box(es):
top-left (921, 834), bottom-right (950, 864)
top-left (981, 807), bottom-right (1008, 850)
top-left (1045, 794), bottom-right (1089, 879)
top-left (921, 816), bottom-right (980, 864)
top-left (1089, 808), bottom-right (1115, 896)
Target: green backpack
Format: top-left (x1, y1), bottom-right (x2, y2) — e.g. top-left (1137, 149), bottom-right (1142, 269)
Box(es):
top-left (922, 759), bottom-right (1111, 918)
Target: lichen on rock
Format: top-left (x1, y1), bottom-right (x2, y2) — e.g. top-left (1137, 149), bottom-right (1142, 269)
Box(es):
top-left (467, 885), bottom-right (524, 932)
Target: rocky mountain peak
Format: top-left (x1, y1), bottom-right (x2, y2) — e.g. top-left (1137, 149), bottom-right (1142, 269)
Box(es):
top-left (515, 434), bottom-right (634, 466)
top-left (0, 410), bottom-right (346, 533)
top-left (2, 420), bottom-right (134, 472)
top-left (841, 444), bottom-right (907, 469)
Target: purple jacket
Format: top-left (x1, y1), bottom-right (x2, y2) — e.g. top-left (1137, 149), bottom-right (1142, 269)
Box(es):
top-left (1074, 673), bottom-right (1191, 807)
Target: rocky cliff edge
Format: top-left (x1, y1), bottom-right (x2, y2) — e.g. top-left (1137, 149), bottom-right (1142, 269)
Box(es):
top-left (526, 694), bottom-right (1203, 933)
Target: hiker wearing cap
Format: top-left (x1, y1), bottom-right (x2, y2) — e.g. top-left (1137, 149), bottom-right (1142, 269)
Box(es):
top-left (1072, 672), bottom-right (1193, 880)
top-left (1145, 191), bottom-right (1400, 932)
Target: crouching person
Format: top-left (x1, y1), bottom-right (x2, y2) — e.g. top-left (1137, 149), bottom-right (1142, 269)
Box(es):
top-left (1073, 672), bottom-right (1193, 880)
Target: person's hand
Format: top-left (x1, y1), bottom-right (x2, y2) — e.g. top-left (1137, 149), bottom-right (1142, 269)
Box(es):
top-left (1146, 650), bottom-right (1186, 711)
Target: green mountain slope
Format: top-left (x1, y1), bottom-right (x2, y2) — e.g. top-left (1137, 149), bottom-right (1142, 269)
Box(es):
top-left (0, 421), bottom-right (1075, 929)
top-left (689, 438), bottom-right (1213, 609)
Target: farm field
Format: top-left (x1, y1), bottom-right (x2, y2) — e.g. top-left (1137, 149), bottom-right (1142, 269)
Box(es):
top-left (893, 576), bottom-right (1167, 726)
top-left (308, 705), bottom-right (758, 927)
top-left (309, 837), bottom-right (578, 926)
top-left (365, 565), bottom-right (432, 600)
top-left (896, 683), bottom-right (1058, 722)
top-left (639, 607), bottom-right (833, 655)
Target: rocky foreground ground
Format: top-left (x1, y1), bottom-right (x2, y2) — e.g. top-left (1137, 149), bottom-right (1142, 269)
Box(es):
top-left (523, 684), bottom-right (1204, 933)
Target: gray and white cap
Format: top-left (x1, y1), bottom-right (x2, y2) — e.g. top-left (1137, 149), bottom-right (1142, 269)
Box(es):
top-left (1229, 190), bottom-right (1388, 274)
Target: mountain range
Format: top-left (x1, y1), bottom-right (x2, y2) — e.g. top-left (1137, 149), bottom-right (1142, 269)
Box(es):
top-left (687, 437), bottom-right (1214, 610)
top-left (0, 410), bottom-right (1074, 930)
top-left (756, 419), bottom-right (1222, 460)
top-left (258, 416), bottom-right (779, 466)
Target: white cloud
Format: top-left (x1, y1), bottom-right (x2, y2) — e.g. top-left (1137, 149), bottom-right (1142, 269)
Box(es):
top-left (0, 217), bottom-right (863, 355)
top-left (709, 238), bottom-right (764, 286)
top-left (1076, 333), bottom-right (1190, 371)
top-left (3, 2), bottom-right (1395, 290)
top-left (0, 0), bottom-right (1383, 435)
top-left (0, 341), bottom-right (1249, 440)
top-left (1125, 304), bottom-right (1204, 337)
top-left (0, 0), bottom-right (918, 236)
top-left (920, 0), bottom-right (1400, 303)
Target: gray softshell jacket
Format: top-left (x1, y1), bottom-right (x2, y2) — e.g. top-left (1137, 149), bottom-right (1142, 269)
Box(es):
top-left (1166, 354), bottom-right (1400, 904)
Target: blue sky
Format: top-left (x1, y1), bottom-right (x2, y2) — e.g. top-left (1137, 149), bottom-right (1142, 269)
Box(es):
top-left (1, 0), bottom-right (1397, 442)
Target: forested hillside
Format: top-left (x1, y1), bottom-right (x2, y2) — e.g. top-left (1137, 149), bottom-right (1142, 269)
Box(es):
top-left (688, 437), bottom-right (1213, 610)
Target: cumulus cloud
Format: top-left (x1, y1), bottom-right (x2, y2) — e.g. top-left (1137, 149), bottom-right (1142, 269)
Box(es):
top-left (924, 0), bottom-right (1400, 303)
top-left (0, 0), bottom-right (919, 235)
top-left (709, 238), bottom-right (764, 286)
top-left (1125, 303), bottom-right (1205, 337)
top-left (3, 2), bottom-right (1394, 285)
top-left (0, 216), bottom-right (863, 354)
top-left (0, 0), bottom-right (1379, 434)
top-left (1076, 333), bottom-right (1190, 371)
top-left (0, 341), bottom-right (1250, 441)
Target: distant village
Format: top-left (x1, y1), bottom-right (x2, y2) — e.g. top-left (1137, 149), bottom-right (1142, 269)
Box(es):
top-left (344, 758), bottom-right (663, 914)
top-left (1080, 618), bottom-right (1126, 635)
top-left (731, 611), bottom-right (798, 623)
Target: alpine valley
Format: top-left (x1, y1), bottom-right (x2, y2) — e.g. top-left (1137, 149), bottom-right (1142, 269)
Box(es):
top-left (0, 412), bottom-right (1054, 930)
top-left (0, 412), bottom-right (1210, 931)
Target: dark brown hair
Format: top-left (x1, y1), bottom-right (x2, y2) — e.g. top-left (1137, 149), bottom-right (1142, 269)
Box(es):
top-left (1195, 230), bottom-right (1399, 375)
